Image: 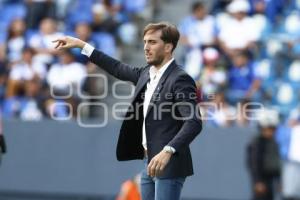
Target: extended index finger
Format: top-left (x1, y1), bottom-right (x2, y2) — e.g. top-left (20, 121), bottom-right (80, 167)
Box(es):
top-left (52, 38), bottom-right (64, 43)
top-left (52, 38), bottom-right (66, 49)
top-left (54, 41), bottom-right (62, 49)
top-left (52, 36), bottom-right (67, 43)
top-left (52, 39), bottom-right (60, 43)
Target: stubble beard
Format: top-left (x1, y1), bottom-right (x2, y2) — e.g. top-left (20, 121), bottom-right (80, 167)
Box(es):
top-left (146, 55), bottom-right (165, 67)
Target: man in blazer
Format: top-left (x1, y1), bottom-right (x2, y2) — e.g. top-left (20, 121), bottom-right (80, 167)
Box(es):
top-left (53, 22), bottom-right (202, 200)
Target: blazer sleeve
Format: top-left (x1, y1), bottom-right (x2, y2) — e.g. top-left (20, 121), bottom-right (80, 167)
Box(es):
top-left (89, 49), bottom-right (144, 85)
top-left (167, 73), bottom-right (202, 152)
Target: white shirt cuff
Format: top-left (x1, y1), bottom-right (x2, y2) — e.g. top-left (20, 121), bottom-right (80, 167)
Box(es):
top-left (81, 43), bottom-right (95, 57)
top-left (169, 146), bottom-right (176, 153)
top-left (164, 145), bottom-right (176, 153)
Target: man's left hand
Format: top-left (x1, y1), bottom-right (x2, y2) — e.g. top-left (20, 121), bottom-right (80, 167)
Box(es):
top-left (147, 150), bottom-right (172, 177)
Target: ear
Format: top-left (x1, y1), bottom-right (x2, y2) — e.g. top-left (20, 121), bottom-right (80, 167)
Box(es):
top-left (165, 43), bottom-right (173, 53)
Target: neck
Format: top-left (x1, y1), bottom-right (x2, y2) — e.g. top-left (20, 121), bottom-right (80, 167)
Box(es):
top-left (154, 55), bottom-right (173, 70)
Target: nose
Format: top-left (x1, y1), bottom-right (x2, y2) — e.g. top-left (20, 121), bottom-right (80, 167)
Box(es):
top-left (144, 42), bottom-right (149, 51)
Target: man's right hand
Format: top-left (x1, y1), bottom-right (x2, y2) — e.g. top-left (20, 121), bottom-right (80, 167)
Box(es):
top-left (254, 182), bottom-right (267, 195)
top-left (52, 36), bottom-right (86, 50)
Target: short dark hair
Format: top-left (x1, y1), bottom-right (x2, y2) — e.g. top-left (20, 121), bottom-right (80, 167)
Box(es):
top-left (234, 50), bottom-right (250, 59)
top-left (192, 1), bottom-right (204, 12)
top-left (22, 47), bottom-right (36, 55)
top-left (143, 22), bottom-right (180, 52)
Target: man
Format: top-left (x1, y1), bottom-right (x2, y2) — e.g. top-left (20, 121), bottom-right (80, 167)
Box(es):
top-left (53, 22), bottom-right (202, 200)
top-left (247, 109), bottom-right (280, 200)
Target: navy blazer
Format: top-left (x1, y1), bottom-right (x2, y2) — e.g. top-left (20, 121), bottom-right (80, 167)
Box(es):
top-left (89, 49), bottom-right (202, 178)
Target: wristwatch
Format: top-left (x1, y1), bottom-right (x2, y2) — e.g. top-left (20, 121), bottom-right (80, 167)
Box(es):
top-left (163, 146), bottom-right (175, 154)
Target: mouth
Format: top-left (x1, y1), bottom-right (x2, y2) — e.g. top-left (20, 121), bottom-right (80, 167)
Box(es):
top-left (145, 53), bottom-right (152, 59)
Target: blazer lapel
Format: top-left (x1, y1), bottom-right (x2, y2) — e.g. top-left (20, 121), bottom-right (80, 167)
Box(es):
top-left (145, 60), bottom-right (177, 117)
top-left (132, 68), bottom-right (150, 101)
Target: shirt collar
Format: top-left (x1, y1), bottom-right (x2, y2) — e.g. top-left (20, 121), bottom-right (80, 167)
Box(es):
top-left (149, 58), bottom-right (174, 80)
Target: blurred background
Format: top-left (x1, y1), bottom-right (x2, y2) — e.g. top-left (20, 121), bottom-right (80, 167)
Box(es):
top-left (0, 0), bottom-right (300, 199)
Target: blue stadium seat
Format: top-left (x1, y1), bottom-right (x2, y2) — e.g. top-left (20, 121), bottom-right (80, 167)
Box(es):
top-left (122, 0), bottom-right (147, 13)
top-left (0, 3), bottom-right (26, 41)
top-left (0, 25), bottom-right (7, 44)
top-left (25, 29), bottom-right (39, 42)
top-left (272, 81), bottom-right (299, 118)
top-left (64, 0), bottom-right (94, 30)
top-left (0, 3), bottom-right (26, 23)
top-left (286, 60), bottom-right (300, 89)
top-left (254, 59), bottom-right (277, 102)
top-left (93, 32), bottom-right (116, 57)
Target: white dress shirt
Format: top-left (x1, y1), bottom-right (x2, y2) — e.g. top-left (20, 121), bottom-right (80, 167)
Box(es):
top-left (142, 58), bottom-right (174, 150)
top-left (81, 44), bottom-right (175, 153)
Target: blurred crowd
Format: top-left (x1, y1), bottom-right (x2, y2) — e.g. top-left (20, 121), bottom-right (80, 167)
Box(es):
top-left (178, 0), bottom-right (300, 127)
top-left (0, 1), bottom-right (300, 199)
top-left (0, 0), bottom-right (299, 126)
top-left (178, 1), bottom-right (300, 199)
top-left (0, 0), bottom-right (157, 120)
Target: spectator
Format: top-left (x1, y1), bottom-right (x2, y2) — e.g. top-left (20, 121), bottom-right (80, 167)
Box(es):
top-left (179, 1), bottom-right (217, 79)
top-left (247, 109), bottom-right (281, 200)
top-left (248, 0), bottom-right (285, 24)
top-left (283, 12), bottom-right (300, 57)
top-left (249, 0), bottom-right (266, 15)
top-left (218, 0), bottom-right (258, 57)
top-left (91, 3), bottom-right (119, 36)
top-left (227, 51), bottom-right (261, 104)
top-left (3, 47), bottom-right (45, 119)
top-left (211, 0), bottom-right (233, 14)
top-left (28, 18), bottom-right (62, 66)
top-left (180, 1), bottom-right (217, 48)
top-left (249, 2), bottom-right (271, 45)
top-left (204, 91), bottom-right (236, 127)
top-left (55, 0), bottom-right (72, 20)
top-left (47, 50), bottom-right (86, 96)
top-left (71, 22), bottom-right (103, 118)
top-left (4, 18), bottom-right (27, 65)
top-left (197, 47), bottom-right (226, 100)
top-left (6, 47), bottom-right (46, 98)
top-left (25, 0), bottom-right (56, 29)
top-left (21, 83), bottom-right (44, 120)
top-left (71, 22), bottom-right (98, 64)
top-left (44, 98), bottom-right (70, 119)
top-left (279, 109), bottom-right (300, 200)
top-left (46, 50), bottom-right (87, 117)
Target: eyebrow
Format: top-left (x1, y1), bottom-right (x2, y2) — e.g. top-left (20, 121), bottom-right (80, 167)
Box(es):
top-left (143, 39), bottom-right (157, 43)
